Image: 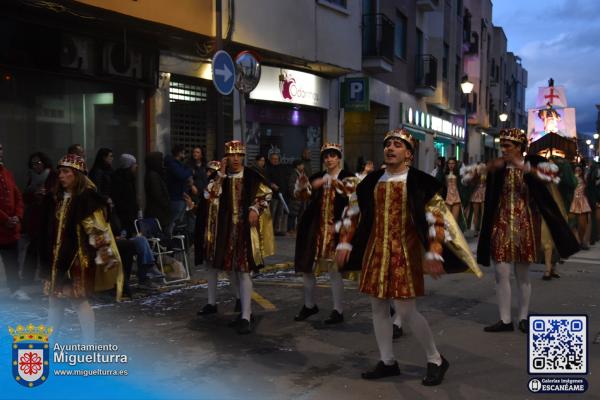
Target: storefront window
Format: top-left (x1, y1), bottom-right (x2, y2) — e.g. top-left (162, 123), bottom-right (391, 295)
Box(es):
top-left (0, 71), bottom-right (144, 188)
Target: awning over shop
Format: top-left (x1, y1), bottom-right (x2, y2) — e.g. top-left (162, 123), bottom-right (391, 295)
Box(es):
top-left (434, 135), bottom-right (455, 145)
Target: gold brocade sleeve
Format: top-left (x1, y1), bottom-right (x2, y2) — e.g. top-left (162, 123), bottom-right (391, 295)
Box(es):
top-left (252, 182), bottom-right (275, 264)
top-left (81, 209), bottom-right (124, 300)
top-left (425, 194), bottom-right (482, 277)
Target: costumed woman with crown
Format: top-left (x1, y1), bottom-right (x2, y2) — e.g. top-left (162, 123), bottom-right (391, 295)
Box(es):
top-left (197, 141), bottom-right (274, 334)
top-left (293, 143), bottom-right (354, 324)
top-left (46, 154), bottom-right (123, 343)
top-left (477, 128), bottom-right (579, 334)
top-left (335, 128), bottom-right (481, 386)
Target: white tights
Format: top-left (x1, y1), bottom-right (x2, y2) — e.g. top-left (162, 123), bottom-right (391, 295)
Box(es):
top-left (494, 262), bottom-right (531, 323)
top-left (302, 271), bottom-right (344, 313)
top-left (206, 267), bottom-right (241, 306)
top-left (370, 297), bottom-right (441, 366)
top-left (48, 296), bottom-right (95, 344)
top-left (230, 270), bottom-right (253, 321)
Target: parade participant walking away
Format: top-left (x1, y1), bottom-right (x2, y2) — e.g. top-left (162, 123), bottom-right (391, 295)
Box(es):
top-left (200, 141), bottom-right (274, 334)
top-left (335, 128), bottom-right (481, 385)
top-left (462, 162), bottom-right (487, 233)
top-left (46, 154), bottom-right (123, 343)
top-left (477, 129), bottom-right (579, 334)
top-left (0, 143), bottom-right (28, 301)
top-left (442, 158), bottom-right (464, 223)
top-left (570, 165), bottom-right (592, 250)
top-left (294, 143), bottom-right (354, 324)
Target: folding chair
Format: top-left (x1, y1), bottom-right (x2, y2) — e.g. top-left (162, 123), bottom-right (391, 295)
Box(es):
top-left (134, 218), bottom-right (190, 285)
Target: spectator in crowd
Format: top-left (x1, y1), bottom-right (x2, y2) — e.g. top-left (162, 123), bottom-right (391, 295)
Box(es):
top-left (301, 148), bottom-right (313, 178)
top-left (111, 154), bottom-right (139, 237)
top-left (21, 152), bottom-right (56, 284)
top-left (431, 156), bottom-right (445, 178)
top-left (89, 148), bottom-right (114, 199)
top-left (252, 154), bottom-right (268, 178)
top-left (287, 159), bottom-right (308, 235)
top-left (355, 157), bottom-right (374, 181)
top-left (266, 152), bottom-right (289, 235)
top-left (187, 146), bottom-right (208, 199)
top-left (164, 145), bottom-right (192, 235)
top-left (0, 143), bottom-right (28, 301)
top-left (67, 143), bottom-right (85, 159)
top-left (144, 152), bottom-right (172, 231)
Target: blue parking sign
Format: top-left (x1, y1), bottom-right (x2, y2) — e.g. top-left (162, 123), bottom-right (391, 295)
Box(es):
top-left (342, 77), bottom-right (369, 111)
top-left (212, 50), bottom-right (235, 95)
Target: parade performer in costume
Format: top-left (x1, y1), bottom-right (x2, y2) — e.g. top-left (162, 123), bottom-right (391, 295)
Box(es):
top-left (293, 143), bottom-right (354, 324)
top-left (570, 165), bottom-right (592, 249)
top-left (199, 141), bottom-right (274, 334)
top-left (336, 128), bottom-right (481, 386)
top-left (46, 154), bottom-right (123, 343)
top-left (194, 160), bottom-right (241, 315)
top-left (462, 162), bottom-right (487, 233)
top-left (477, 129), bottom-right (579, 334)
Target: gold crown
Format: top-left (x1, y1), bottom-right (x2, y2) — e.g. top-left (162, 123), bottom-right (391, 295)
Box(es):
top-left (207, 160), bottom-right (221, 171)
top-left (499, 128), bottom-right (528, 145)
top-left (224, 140), bottom-right (245, 155)
top-left (58, 154), bottom-right (87, 173)
top-left (9, 324), bottom-right (53, 343)
top-left (383, 128), bottom-right (416, 150)
top-left (320, 142), bottom-right (342, 155)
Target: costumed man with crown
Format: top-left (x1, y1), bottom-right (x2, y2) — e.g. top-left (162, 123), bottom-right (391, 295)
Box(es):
top-left (477, 128), bottom-right (579, 334)
top-left (293, 143), bottom-right (354, 324)
top-left (194, 160), bottom-right (242, 316)
top-left (45, 154), bottom-right (123, 343)
top-left (335, 128), bottom-right (482, 386)
top-left (199, 141), bottom-right (274, 334)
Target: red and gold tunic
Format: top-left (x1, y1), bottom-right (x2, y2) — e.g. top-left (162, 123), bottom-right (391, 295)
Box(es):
top-left (314, 173), bottom-right (339, 273)
top-left (491, 167), bottom-right (536, 263)
top-left (359, 172), bottom-right (425, 299)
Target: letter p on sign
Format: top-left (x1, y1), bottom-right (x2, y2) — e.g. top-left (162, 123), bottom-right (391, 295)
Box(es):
top-left (350, 81), bottom-right (364, 101)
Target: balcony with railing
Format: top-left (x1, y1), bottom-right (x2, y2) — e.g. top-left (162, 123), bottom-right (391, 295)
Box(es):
top-left (415, 54), bottom-right (437, 96)
top-left (362, 13), bottom-right (394, 73)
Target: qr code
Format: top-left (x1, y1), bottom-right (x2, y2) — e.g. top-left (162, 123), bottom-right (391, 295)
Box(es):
top-left (528, 315), bottom-right (587, 374)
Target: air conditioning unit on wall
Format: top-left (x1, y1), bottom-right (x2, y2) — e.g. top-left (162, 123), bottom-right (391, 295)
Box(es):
top-left (103, 43), bottom-right (142, 79)
top-left (60, 34), bottom-right (93, 72)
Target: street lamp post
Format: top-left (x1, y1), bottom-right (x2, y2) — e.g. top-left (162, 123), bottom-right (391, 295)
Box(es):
top-left (460, 75), bottom-right (474, 164)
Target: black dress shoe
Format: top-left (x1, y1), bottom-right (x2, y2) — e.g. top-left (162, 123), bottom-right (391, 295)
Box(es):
top-left (550, 271), bottom-right (561, 279)
top-left (324, 310), bottom-right (344, 324)
top-left (294, 305), bottom-right (319, 321)
top-left (234, 298), bottom-right (242, 312)
top-left (422, 356), bottom-right (449, 386)
top-left (542, 273), bottom-right (552, 281)
top-left (237, 318), bottom-right (253, 334)
top-left (393, 324), bottom-right (404, 339)
top-left (518, 319), bottom-right (529, 334)
top-left (483, 320), bottom-right (514, 332)
top-left (197, 304), bottom-right (218, 316)
top-left (361, 361), bottom-right (400, 380)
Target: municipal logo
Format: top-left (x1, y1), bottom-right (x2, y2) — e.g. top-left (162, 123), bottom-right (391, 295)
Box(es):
top-left (9, 324), bottom-right (53, 388)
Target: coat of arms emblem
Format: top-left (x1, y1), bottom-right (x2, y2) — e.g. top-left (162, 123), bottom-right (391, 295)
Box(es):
top-left (9, 324), bottom-right (53, 388)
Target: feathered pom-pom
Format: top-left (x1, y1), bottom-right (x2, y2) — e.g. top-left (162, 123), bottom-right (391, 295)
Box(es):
top-left (335, 221), bottom-right (342, 233)
top-left (426, 212), bottom-right (436, 224)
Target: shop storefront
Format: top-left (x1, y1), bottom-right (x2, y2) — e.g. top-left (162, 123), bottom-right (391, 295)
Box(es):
top-left (245, 66), bottom-right (330, 172)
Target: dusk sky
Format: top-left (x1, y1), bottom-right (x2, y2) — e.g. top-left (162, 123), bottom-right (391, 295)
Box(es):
top-left (493, 0), bottom-right (600, 134)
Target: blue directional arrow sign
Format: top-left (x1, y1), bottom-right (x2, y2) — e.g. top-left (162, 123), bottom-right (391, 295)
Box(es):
top-left (212, 50), bottom-right (235, 96)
